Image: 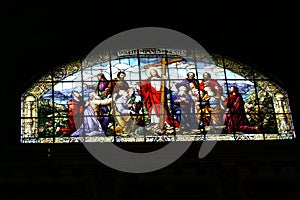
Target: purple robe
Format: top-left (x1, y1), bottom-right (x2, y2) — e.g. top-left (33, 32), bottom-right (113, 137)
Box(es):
top-left (71, 105), bottom-right (104, 136)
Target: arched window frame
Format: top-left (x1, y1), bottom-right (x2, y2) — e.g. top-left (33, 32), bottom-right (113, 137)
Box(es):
top-left (20, 50), bottom-right (296, 143)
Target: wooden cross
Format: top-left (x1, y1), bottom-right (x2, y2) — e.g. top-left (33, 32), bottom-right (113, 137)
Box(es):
top-left (144, 57), bottom-right (184, 129)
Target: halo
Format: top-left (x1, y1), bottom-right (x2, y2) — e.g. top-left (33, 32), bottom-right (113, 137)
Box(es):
top-left (145, 67), bottom-right (161, 78)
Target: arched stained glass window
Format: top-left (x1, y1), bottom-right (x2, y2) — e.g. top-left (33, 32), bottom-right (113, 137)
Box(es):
top-left (20, 48), bottom-right (295, 143)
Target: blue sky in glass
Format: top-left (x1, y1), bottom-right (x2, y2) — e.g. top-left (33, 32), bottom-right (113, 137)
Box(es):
top-left (225, 69), bottom-right (246, 79)
top-left (43, 58), bottom-right (254, 105)
top-left (223, 80), bottom-right (255, 100)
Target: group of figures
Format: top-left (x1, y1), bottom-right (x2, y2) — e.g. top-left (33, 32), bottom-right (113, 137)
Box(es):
top-left (55, 68), bottom-right (260, 137)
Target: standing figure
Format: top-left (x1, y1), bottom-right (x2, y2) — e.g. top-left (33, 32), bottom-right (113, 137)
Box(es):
top-left (203, 86), bottom-right (225, 126)
top-left (95, 73), bottom-right (111, 99)
top-left (176, 71), bottom-right (199, 90)
top-left (127, 87), bottom-right (145, 127)
top-left (137, 68), bottom-right (179, 131)
top-left (171, 85), bottom-right (196, 130)
top-left (110, 71), bottom-right (130, 99)
top-left (94, 73), bottom-right (114, 129)
top-left (199, 72), bottom-right (223, 99)
top-left (189, 81), bottom-right (210, 131)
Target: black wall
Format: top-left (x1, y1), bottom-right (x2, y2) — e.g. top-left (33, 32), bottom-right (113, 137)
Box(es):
top-left (2, 1), bottom-right (300, 199)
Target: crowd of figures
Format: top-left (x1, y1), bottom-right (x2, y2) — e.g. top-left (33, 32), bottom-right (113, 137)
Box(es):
top-left (55, 70), bottom-right (260, 137)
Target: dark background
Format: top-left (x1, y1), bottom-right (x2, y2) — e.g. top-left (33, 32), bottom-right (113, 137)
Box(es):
top-left (1, 1), bottom-right (300, 199)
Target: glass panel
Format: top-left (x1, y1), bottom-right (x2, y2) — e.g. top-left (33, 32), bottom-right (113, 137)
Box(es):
top-left (20, 50), bottom-right (296, 143)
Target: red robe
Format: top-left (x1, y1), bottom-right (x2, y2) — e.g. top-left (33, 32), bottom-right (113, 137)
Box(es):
top-left (137, 78), bottom-right (180, 127)
top-left (58, 99), bottom-right (84, 135)
top-left (224, 93), bottom-right (257, 133)
top-left (200, 79), bottom-right (223, 97)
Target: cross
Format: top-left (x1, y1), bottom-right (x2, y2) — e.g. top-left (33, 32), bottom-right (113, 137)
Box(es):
top-left (144, 57), bottom-right (184, 129)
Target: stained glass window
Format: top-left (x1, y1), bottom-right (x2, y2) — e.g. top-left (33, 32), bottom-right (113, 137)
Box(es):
top-left (20, 48), bottom-right (295, 143)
